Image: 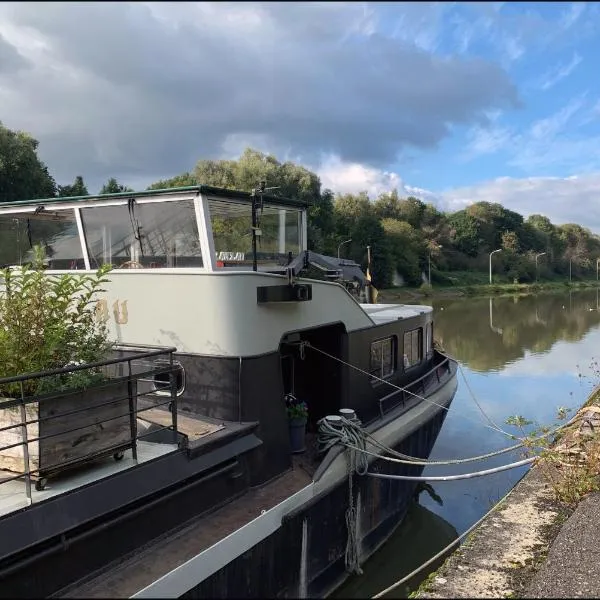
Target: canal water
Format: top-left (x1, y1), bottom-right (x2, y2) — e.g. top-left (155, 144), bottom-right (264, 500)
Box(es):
top-left (334, 288), bottom-right (600, 598)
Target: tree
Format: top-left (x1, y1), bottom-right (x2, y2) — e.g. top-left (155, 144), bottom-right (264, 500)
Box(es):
top-left (0, 122), bottom-right (56, 202)
top-left (100, 178), bottom-right (133, 194)
top-left (58, 175), bottom-right (89, 197)
top-left (381, 218), bottom-right (424, 286)
top-left (448, 211), bottom-right (481, 257)
top-left (147, 172), bottom-right (197, 190)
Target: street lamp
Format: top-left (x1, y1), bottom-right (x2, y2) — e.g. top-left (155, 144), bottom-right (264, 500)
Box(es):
top-left (535, 252), bottom-right (546, 282)
top-left (489, 249), bottom-right (502, 284)
top-left (337, 238), bottom-right (352, 260)
top-left (428, 244), bottom-right (442, 286)
top-left (596, 258), bottom-right (599, 281)
top-left (569, 258), bottom-right (572, 282)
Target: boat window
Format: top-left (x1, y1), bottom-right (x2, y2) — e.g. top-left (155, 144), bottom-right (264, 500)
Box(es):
top-left (370, 336), bottom-right (396, 381)
top-left (208, 198), bottom-right (301, 269)
top-left (403, 328), bottom-right (423, 369)
top-left (0, 210), bottom-right (85, 269)
top-left (81, 200), bottom-right (203, 268)
top-left (425, 323), bottom-right (434, 358)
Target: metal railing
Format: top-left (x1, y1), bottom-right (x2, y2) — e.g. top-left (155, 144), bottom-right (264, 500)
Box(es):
top-left (378, 353), bottom-right (453, 418)
top-left (0, 344), bottom-right (181, 504)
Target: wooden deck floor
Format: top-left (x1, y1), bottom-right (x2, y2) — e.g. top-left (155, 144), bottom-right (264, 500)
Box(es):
top-left (0, 410), bottom-right (223, 520)
top-left (58, 465), bottom-right (313, 598)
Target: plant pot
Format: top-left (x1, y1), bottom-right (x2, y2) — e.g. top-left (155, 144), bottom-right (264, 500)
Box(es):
top-left (0, 377), bottom-right (136, 487)
top-left (289, 416), bottom-right (307, 454)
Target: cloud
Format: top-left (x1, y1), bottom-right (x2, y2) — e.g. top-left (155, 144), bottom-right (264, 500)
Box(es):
top-left (0, 32), bottom-right (28, 75)
top-left (317, 155), bottom-right (403, 197)
top-left (560, 2), bottom-right (586, 29)
top-left (539, 52), bottom-right (582, 91)
top-left (0, 2), bottom-right (519, 191)
top-left (441, 172), bottom-right (600, 231)
top-left (462, 95), bottom-right (600, 173)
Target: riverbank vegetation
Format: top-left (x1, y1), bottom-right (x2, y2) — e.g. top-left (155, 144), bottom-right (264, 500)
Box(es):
top-left (507, 384), bottom-right (600, 506)
top-left (4, 122), bottom-right (600, 288)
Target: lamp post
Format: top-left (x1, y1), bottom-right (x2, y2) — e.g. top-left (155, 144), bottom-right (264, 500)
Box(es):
top-left (569, 258), bottom-right (572, 282)
top-left (489, 249), bottom-right (502, 284)
top-left (337, 238), bottom-right (352, 260)
top-left (428, 244), bottom-right (442, 286)
top-left (596, 258), bottom-right (599, 281)
top-left (535, 252), bottom-right (546, 282)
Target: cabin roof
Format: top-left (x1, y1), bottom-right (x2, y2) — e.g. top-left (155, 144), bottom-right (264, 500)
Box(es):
top-left (0, 184), bottom-right (309, 211)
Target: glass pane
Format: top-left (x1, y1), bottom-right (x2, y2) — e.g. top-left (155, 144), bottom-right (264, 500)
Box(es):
top-left (0, 211), bottom-right (84, 269)
top-left (382, 338), bottom-right (393, 376)
top-left (370, 341), bottom-right (382, 374)
top-left (412, 329), bottom-right (421, 365)
top-left (403, 331), bottom-right (412, 368)
top-left (81, 200), bottom-right (202, 268)
top-left (209, 199), bottom-right (302, 269)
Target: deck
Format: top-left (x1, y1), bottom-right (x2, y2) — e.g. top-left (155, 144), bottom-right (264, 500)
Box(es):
top-left (0, 409), bottom-right (223, 520)
top-left (57, 463), bottom-right (313, 598)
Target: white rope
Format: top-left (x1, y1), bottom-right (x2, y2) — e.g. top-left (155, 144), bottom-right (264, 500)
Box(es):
top-left (367, 456), bottom-right (536, 482)
top-left (345, 447), bottom-right (363, 575)
top-left (305, 342), bottom-right (580, 450)
top-left (305, 342), bottom-right (518, 441)
top-left (344, 441), bottom-right (527, 466)
top-left (371, 483), bottom-right (517, 599)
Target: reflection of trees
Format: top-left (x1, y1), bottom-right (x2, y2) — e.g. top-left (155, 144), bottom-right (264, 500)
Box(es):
top-left (0, 217), bottom-right (73, 266)
top-left (433, 291), bottom-right (600, 372)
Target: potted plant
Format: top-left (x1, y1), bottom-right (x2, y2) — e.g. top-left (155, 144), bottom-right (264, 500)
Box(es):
top-left (0, 246), bottom-right (134, 490)
top-left (285, 393), bottom-right (308, 454)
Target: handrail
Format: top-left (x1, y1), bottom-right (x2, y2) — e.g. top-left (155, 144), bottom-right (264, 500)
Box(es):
top-left (0, 345), bottom-right (177, 387)
top-left (378, 353), bottom-right (451, 418)
top-left (0, 345), bottom-right (181, 506)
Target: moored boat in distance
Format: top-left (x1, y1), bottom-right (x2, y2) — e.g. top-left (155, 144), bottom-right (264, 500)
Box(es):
top-left (0, 183), bottom-right (458, 598)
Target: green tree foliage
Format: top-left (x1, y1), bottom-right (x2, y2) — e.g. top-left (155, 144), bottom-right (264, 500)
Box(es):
top-left (100, 178), bottom-right (133, 194)
top-left (0, 122), bottom-right (56, 202)
top-left (4, 119), bottom-right (600, 289)
top-left (58, 175), bottom-right (89, 197)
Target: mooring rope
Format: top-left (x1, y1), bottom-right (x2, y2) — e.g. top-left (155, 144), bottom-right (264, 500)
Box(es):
top-left (305, 342), bottom-right (518, 441)
top-left (366, 456), bottom-right (536, 482)
top-left (305, 341), bottom-right (580, 456)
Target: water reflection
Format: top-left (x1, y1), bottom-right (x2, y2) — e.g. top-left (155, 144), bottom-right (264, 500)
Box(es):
top-left (332, 499), bottom-right (458, 599)
top-left (433, 289), bottom-right (600, 372)
top-left (340, 289), bottom-right (600, 597)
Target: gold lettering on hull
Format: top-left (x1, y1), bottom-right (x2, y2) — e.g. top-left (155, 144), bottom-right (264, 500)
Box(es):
top-left (95, 299), bottom-right (128, 325)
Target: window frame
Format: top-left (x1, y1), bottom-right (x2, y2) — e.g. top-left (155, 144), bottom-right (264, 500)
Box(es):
top-left (79, 197), bottom-right (207, 271)
top-left (403, 327), bottom-right (423, 371)
top-left (369, 335), bottom-right (397, 384)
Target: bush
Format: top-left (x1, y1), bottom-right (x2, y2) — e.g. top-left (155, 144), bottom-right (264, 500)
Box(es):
top-left (0, 246), bottom-right (113, 397)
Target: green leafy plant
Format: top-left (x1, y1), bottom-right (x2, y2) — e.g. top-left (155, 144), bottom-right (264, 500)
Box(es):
top-left (0, 245), bottom-right (114, 397)
top-left (506, 403), bottom-right (600, 506)
top-left (285, 394), bottom-right (308, 420)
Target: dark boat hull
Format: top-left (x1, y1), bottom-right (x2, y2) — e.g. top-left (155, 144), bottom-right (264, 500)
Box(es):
top-left (177, 372), bottom-right (455, 599)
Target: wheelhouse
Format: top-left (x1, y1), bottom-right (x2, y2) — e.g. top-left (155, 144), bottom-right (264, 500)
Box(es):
top-left (0, 185), bottom-right (309, 273)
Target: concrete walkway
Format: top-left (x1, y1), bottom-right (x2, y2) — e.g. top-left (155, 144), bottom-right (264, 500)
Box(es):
top-left (523, 491), bottom-right (600, 598)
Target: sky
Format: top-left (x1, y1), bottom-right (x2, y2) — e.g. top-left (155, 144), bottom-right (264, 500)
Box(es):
top-left (1, 2), bottom-right (600, 229)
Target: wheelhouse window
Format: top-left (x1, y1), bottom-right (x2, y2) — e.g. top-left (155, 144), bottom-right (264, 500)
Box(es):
top-left (81, 199), bottom-right (203, 268)
top-left (0, 210), bottom-right (84, 269)
top-left (370, 336), bottom-right (396, 381)
top-left (425, 322), bottom-right (434, 358)
top-left (403, 328), bottom-right (423, 369)
top-left (208, 199), bottom-right (302, 269)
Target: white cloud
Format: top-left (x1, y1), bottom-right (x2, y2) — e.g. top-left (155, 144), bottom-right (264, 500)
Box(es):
top-left (314, 155), bottom-right (600, 234)
top-left (317, 155), bottom-right (403, 197)
top-left (441, 172), bottom-right (600, 231)
top-left (0, 1), bottom-right (519, 192)
top-left (560, 2), bottom-right (586, 29)
top-left (539, 52), bottom-right (582, 91)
